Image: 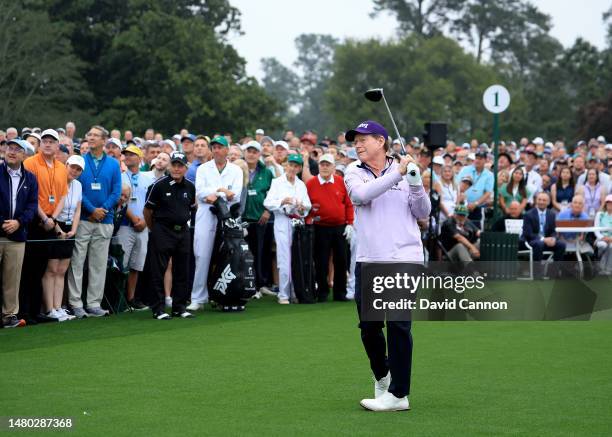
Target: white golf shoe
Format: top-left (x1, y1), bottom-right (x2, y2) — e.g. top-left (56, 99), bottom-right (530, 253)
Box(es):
top-left (186, 302), bottom-right (203, 311)
top-left (360, 391), bottom-right (410, 412)
top-left (374, 372), bottom-right (391, 398)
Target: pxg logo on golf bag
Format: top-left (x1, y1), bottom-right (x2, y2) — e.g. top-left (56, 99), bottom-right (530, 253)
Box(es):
top-left (213, 264), bottom-right (236, 295)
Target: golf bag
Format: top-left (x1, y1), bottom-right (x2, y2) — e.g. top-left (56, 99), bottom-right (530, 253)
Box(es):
top-left (207, 198), bottom-right (257, 310)
top-left (290, 219), bottom-right (317, 304)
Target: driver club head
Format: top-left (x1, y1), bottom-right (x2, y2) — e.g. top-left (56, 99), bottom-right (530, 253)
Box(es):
top-left (364, 88), bottom-right (384, 102)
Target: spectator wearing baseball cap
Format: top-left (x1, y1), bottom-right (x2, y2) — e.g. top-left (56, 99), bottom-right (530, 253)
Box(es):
top-left (306, 153), bottom-right (353, 302)
top-left (105, 137), bottom-right (123, 162)
top-left (161, 139), bottom-right (176, 155)
top-left (266, 140), bottom-right (289, 177)
top-left (24, 132), bottom-right (41, 153)
top-left (1, 139), bottom-right (38, 327)
top-left (189, 135), bottom-right (243, 311)
top-left (242, 140), bottom-right (275, 295)
top-left (439, 203), bottom-right (481, 262)
top-left (180, 134), bottom-right (196, 163)
top-left (117, 144), bottom-right (154, 310)
top-left (457, 150), bottom-right (493, 229)
top-left (264, 153), bottom-right (311, 304)
top-left (142, 150), bottom-right (196, 319)
top-left (41, 154), bottom-right (86, 322)
top-left (22, 129), bottom-right (69, 321)
top-left (255, 128), bottom-right (265, 143)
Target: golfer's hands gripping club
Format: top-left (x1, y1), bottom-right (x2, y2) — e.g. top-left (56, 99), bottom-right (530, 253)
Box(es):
top-left (343, 224), bottom-right (354, 243)
top-left (398, 156), bottom-right (422, 185)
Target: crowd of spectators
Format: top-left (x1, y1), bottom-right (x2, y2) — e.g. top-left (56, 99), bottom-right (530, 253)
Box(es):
top-left (1, 123), bottom-right (611, 328)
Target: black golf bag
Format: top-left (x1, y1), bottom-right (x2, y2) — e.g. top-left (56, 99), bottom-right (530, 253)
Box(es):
top-left (290, 219), bottom-right (317, 304)
top-left (207, 198), bottom-right (257, 310)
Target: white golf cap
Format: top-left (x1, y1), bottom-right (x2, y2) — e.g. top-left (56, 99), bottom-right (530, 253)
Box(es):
top-left (597, 135), bottom-right (606, 142)
top-left (319, 153), bottom-right (335, 165)
top-left (532, 137), bottom-right (544, 145)
top-left (461, 142), bottom-right (470, 149)
top-left (172, 134), bottom-right (181, 141)
top-left (274, 140), bottom-right (289, 150)
top-left (66, 154), bottom-right (86, 170)
top-left (432, 156), bottom-right (444, 166)
top-left (7, 139), bottom-right (29, 152)
top-left (40, 129), bottom-right (59, 141)
top-left (255, 128), bottom-right (264, 135)
top-left (467, 152), bottom-right (475, 160)
top-left (163, 139), bottom-right (176, 150)
top-left (106, 137), bottom-right (122, 148)
top-left (392, 138), bottom-right (401, 145)
top-left (606, 144), bottom-right (612, 150)
top-left (243, 140), bottom-right (261, 152)
top-left (24, 132), bottom-right (41, 143)
top-left (544, 141), bottom-right (554, 148)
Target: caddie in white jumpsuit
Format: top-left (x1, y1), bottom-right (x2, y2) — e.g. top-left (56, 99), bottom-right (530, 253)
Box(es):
top-left (188, 136), bottom-right (243, 311)
top-left (263, 154), bottom-right (311, 304)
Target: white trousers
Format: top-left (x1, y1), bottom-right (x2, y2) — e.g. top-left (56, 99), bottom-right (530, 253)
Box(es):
top-left (191, 205), bottom-right (217, 304)
top-left (273, 214), bottom-right (295, 301)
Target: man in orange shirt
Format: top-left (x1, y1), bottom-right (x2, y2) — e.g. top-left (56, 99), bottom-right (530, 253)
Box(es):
top-left (20, 129), bottom-right (68, 322)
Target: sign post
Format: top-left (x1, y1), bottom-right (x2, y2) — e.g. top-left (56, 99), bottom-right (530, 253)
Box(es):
top-left (482, 84), bottom-right (510, 220)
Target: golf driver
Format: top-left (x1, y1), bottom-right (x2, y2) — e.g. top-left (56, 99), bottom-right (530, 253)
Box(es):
top-left (364, 87), bottom-right (417, 177)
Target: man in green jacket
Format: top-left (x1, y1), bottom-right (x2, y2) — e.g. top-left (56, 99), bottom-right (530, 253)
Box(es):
top-left (242, 140), bottom-right (276, 296)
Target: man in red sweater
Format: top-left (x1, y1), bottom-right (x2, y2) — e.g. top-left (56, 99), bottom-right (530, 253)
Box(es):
top-left (306, 153), bottom-right (354, 302)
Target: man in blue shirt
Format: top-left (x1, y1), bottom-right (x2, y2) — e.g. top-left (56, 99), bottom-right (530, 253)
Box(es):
top-left (458, 152), bottom-right (493, 229)
top-left (557, 194), bottom-right (593, 255)
top-left (185, 135), bottom-right (210, 183)
top-left (68, 126), bottom-right (122, 318)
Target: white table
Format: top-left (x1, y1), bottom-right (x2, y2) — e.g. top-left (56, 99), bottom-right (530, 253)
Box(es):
top-left (554, 226), bottom-right (612, 276)
top-left (555, 226), bottom-right (612, 233)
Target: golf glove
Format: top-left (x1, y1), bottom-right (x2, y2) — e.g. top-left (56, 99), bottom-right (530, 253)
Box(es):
top-left (405, 162), bottom-right (422, 186)
top-left (343, 224), bottom-right (354, 243)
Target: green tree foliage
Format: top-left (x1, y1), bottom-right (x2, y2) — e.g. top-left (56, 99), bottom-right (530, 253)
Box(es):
top-left (576, 92), bottom-right (612, 141)
top-left (371, 0), bottom-right (453, 37)
top-left (288, 34), bottom-right (339, 137)
top-left (325, 36), bottom-right (497, 140)
top-left (6, 0), bottom-right (278, 136)
top-left (0, 0), bottom-right (91, 128)
top-left (260, 57), bottom-right (300, 115)
top-left (97, 11), bottom-right (280, 135)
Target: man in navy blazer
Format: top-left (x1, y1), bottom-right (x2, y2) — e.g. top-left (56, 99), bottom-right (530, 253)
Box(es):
top-left (522, 192), bottom-right (566, 262)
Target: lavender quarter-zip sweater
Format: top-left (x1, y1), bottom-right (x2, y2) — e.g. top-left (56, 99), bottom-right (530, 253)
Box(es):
top-left (344, 160), bottom-right (431, 263)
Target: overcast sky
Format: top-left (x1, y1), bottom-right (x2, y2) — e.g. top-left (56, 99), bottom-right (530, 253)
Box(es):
top-left (229, 0), bottom-right (611, 80)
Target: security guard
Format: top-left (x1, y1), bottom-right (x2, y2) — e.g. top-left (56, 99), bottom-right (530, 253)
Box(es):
top-left (143, 151), bottom-right (196, 320)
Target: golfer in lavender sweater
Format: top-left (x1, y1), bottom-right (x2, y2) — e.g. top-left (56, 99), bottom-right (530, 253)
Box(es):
top-left (344, 120), bottom-right (431, 412)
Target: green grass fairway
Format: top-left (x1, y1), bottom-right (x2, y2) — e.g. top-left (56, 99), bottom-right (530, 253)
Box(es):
top-left (1, 298), bottom-right (611, 436)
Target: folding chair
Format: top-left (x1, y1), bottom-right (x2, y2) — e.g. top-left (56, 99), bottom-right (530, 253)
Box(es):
top-left (505, 219), bottom-right (553, 280)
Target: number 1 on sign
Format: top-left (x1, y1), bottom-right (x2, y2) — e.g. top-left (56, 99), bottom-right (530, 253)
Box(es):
top-left (494, 92), bottom-right (499, 107)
